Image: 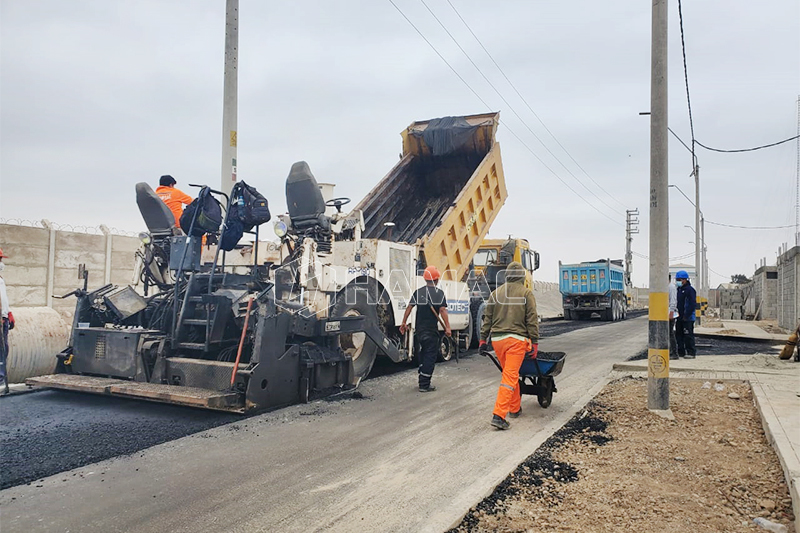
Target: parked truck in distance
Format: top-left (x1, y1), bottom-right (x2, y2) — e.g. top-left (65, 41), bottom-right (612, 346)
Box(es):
top-left (559, 259), bottom-right (627, 321)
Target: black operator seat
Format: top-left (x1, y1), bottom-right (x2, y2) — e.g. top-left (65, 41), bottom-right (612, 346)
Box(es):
top-left (285, 161), bottom-right (330, 231)
top-left (135, 182), bottom-right (178, 237)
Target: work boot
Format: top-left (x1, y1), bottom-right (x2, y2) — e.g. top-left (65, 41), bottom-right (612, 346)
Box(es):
top-left (491, 414), bottom-right (510, 430)
top-left (669, 354), bottom-right (679, 360)
top-left (508, 408), bottom-right (522, 418)
top-left (419, 385), bottom-right (436, 392)
top-left (684, 354), bottom-right (696, 359)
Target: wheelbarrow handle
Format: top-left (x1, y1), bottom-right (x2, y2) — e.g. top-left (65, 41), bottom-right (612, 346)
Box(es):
top-left (481, 348), bottom-right (504, 372)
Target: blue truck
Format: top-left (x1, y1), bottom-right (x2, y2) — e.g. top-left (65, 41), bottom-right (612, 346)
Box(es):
top-left (559, 259), bottom-right (628, 321)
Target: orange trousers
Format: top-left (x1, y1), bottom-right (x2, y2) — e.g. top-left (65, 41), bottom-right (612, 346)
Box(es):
top-left (492, 337), bottom-right (530, 418)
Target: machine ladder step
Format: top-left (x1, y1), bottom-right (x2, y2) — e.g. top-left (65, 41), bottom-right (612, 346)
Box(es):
top-left (177, 342), bottom-right (206, 351)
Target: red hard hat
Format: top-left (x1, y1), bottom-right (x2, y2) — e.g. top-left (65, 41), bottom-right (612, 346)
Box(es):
top-left (0, 247), bottom-right (8, 259)
top-left (423, 266), bottom-right (441, 281)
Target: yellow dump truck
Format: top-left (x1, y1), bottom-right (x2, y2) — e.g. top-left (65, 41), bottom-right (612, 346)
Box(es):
top-left (356, 113), bottom-right (508, 282)
top-left (467, 237), bottom-right (540, 346)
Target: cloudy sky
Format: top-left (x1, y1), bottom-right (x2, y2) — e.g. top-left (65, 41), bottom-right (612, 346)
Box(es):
top-left (1, 0), bottom-right (798, 286)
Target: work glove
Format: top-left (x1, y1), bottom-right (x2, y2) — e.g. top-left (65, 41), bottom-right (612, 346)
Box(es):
top-left (526, 343), bottom-right (539, 359)
top-left (479, 340), bottom-right (490, 356)
top-left (6, 312), bottom-right (13, 330)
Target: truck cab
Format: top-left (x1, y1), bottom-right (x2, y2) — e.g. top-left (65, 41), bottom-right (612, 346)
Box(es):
top-left (472, 238), bottom-right (540, 292)
top-left (467, 237), bottom-right (540, 347)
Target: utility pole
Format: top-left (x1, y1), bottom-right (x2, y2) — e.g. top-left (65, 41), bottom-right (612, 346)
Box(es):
top-left (625, 209), bottom-right (640, 287)
top-left (220, 0), bottom-right (239, 198)
top-left (795, 95), bottom-right (799, 246)
top-left (648, 0), bottom-right (670, 411)
top-left (701, 215), bottom-right (707, 292)
top-left (694, 163), bottom-right (702, 298)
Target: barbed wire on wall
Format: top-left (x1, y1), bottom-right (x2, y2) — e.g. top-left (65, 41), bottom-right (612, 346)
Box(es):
top-left (0, 218), bottom-right (139, 237)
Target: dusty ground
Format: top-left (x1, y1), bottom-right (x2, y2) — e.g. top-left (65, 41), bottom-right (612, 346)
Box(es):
top-left (451, 377), bottom-right (795, 533)
top-left (756, 320), bottom-right (791, 335)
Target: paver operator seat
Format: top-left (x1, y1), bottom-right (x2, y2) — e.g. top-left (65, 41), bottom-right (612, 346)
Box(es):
top-left (285, 161), bottom-right (330, 232)
top-left (136, 182), bottom-right (180, 238)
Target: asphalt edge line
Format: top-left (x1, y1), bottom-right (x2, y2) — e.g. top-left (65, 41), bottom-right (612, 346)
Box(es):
top-left (438, 373), bottom-right (615, 533)
top-left (750, 379), bottom-right (800, 522)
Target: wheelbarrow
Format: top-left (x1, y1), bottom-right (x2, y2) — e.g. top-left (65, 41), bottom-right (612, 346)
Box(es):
top-left (482, 348), bottom-right (567, 408)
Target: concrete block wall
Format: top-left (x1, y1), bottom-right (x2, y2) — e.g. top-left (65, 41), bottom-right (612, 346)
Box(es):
top-left (719, 287), bottom-right (745, 320)
top-left (748, 266), bottom-right (778, 320)
top-left (0, 222), bottom-right (140, 319)
top-left (777, 246), bottom-right (800, 331)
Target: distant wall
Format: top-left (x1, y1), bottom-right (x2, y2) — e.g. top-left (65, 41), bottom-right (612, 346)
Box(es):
top-left (0, 222), bottom-right (140, 319)
top-left (777, 246), bottom-right (800, 330)
top-left (746, 266), bottom-right (778, 320)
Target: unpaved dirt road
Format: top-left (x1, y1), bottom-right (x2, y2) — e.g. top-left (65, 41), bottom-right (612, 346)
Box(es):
top-left (0, 316), bottom-right (647, 533)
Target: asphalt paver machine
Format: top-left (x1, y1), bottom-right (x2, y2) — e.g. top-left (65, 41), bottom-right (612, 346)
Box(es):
top-left (29, 175), bottom-right (406, 413)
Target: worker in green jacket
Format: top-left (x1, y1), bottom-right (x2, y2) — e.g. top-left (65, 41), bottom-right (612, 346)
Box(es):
top-left (479, 261), bottom-right (539, 430)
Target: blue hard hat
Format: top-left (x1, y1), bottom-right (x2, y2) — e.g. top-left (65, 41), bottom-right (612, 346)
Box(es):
top-left (675, 270), bottom-right (689, 280)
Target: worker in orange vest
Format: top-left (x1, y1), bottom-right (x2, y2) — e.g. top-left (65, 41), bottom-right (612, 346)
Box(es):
top-left (479, 261), bottom-right (539, 430)
top-left (155, 175), bottom-right (193, 227)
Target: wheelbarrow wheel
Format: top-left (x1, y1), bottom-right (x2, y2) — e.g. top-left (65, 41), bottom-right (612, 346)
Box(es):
top-left (538, 377), bottom-right (554, 408)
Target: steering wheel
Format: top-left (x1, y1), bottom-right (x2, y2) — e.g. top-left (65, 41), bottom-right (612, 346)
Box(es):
top-left (325, 197), bottom-right (351, 213)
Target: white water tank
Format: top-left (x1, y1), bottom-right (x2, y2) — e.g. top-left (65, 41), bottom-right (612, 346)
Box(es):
top-left (6, 307), bottom-right (69, 383)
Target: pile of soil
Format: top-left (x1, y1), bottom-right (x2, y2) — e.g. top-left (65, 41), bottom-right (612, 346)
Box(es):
top-left (451, 377), bottom-right (795, 532)
top-left (717, 329), bottom-right (746, 336)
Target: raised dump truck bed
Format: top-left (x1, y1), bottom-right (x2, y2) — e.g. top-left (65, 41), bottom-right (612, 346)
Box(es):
top-left (356, 113), bottom-right (508, 282)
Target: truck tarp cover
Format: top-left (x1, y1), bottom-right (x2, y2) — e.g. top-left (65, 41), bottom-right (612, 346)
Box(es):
top-left (415, 116), bottom-right (479, 156)
top-left (358, 117), bottom-right (490, 243)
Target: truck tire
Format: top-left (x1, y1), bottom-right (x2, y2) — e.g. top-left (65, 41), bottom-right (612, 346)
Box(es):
top-left (470, 301), bottom-right (486, 348)
top-left (564, 309), bottom-right (572, 320)
top-left (438, 334), bottom-right (456, 362)
top-left (330, 284), bottom-right (379, 380)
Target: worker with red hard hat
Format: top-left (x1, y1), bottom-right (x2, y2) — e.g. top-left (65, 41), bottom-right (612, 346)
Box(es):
top-left (400, 265), bottom-right (452, 392)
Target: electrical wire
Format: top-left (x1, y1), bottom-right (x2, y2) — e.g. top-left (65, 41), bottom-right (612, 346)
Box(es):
top-left (705, 220), bottom-right (796, 230)
top-left (386, 0), bottom-right (624, 227)
top-left (677, 0), bottom-right (696, 166)
top-left (417, 0), bottom-right (624, 217)
top-left (695, 135), bottom-right (800, 153)
top-left (442, 0), bottom-right (629, 211)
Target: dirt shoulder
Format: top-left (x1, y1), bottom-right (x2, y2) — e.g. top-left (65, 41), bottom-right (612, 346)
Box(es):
top-left (451, 377), bottom-right (795, 533)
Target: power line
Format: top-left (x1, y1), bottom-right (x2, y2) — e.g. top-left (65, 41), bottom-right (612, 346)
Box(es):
top-left (677, 0), bottom-right (697, 165)
top-left (417, 0), bottom-right (625, 216)
top-left (631, 251), bottom-right (695, 261)
top-left (443, 0), bottom-right (629, 211)
top-left (386, 0), bottom-right (624, 227)
top-left (695, 134), bottom-right (800, 153)
top-left (705, 220), bottom-right (796, 230)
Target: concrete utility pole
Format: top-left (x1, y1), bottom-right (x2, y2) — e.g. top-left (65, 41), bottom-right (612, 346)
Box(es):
top-left (625, 209), bottom-right (640, 287)
top-left (648, 0), bottom-right (670, 411)
top-left (701, 215), bottom-right (707, 292)
top-left (220, 0), bottom-right (239, 198)
top-left (694, 163), bottom-right (702, 296)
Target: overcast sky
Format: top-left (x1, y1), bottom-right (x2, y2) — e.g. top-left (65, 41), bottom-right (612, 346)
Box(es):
top-left (1, 0), bottom-right (798, 286)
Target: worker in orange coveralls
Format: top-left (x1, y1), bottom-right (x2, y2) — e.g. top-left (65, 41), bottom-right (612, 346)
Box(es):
top-left (479, 261), bottom-right (539, 430)
top-left (155, 175), bottom-right (193, 227)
